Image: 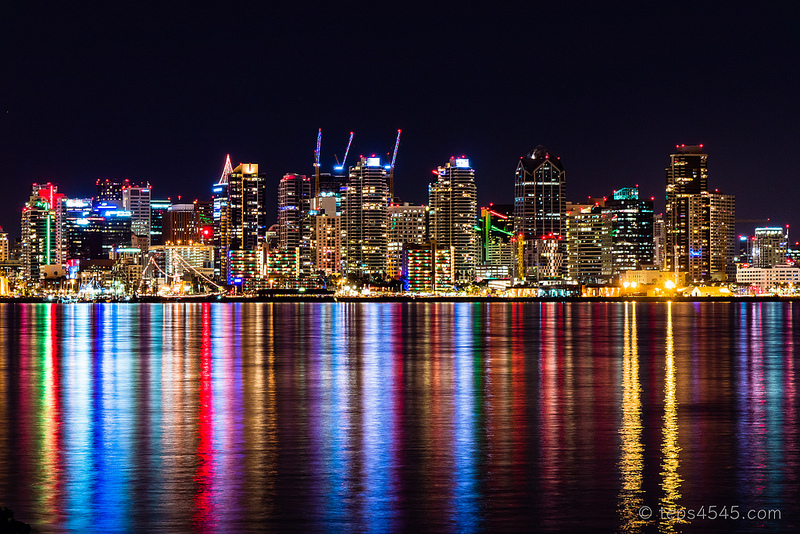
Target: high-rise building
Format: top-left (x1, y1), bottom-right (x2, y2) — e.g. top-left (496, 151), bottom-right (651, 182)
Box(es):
top-left (150, 199), bottom-right (172, 247)
top-left (665, 145), bottom-right (709, 280)
top-left (514, 146), bottom-right (566, 280)
top-left (603, 187), bottom-right (654, 273)
top-left (278, 173), bottom-right (312, 254)
top-left (476, 204), bottom-right (514, 280)
top-left (566, 202), bottom-right (612, 283)
top-left (709, 192), bottom-right (736, 278)
top-left (96, 178), bottom-right (124, 203)
top-left (428, 157), bottom-right (478, 282)
top-left (122, 184), bottom-right (151, 251)
top-left (227, 163), bottom-right (266, 251)
top-left (653, 213), bottom-right (665, 270)
top-left (387, 203), bottom-right (426, 278)
top-left (0, 228), bottom-right (8, 262)
top-left (752, 226), bottom-right (789, 267)
top-left (342, 157), bottom-right (389, 278)
top-left (214, 162), bottom-right (266, 283)
top-left (314, 213), bottom-right (341, 275)
top-left (164, 204), bottom-right (199, 244)
top-left (402, 241), bottom-right (454, 293)
top-left (665, 145), bottom-right (735, 281)
top-left (20, 183), bottom-right (64, 280)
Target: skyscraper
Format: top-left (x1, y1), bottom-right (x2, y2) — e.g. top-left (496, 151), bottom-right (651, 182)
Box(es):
top-left (514, 146), bottom-right (566, 280)
top-left (665, 145), bottom-right (734, 281)
top-left (20, 183), bottom-right (64, 280)
top-left (96, 178), bottom-right (124, 203)
top-left (603, 187), bottom-right (654, 273)
top-left (277, 173), bottom-right (312, 253)
top-left (752, 226), bottom-right (789, 267)
top-left (215, 162), bottom-right (266, 283)
top-left (122, 183), bottom-right (151, 251)
top-left (387, 203), bottom-right (426, 278)
top-left (709, 191), bottom-right (736, 278)
top-left (342, 157), bottom-right (389, 278)
top-left (428, 157), bottom-right (478, 282)
top-left (566, 202), bottom-right (612, 283)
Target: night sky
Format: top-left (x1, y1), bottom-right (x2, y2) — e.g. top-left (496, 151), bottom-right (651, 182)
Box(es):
top-left (2, 3), bottom-right (798, 241)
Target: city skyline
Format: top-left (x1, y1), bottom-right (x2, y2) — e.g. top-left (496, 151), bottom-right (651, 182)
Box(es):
top-left (2, 4), bottom-right (798, 238)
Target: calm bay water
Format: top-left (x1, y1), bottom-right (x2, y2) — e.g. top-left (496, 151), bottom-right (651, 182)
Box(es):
top-left (0, 301), bottom-right (797, 533)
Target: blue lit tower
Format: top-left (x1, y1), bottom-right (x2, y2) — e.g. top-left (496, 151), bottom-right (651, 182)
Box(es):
top-left (514, 146), bottom-right (566, 280)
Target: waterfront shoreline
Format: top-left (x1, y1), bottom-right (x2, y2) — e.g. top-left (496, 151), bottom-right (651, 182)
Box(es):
top-left (2, 295), bottom-right (800, 304)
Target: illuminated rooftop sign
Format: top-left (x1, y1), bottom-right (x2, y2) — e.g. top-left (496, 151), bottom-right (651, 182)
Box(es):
top-left (454, 158), bottom-right (470, 168)
top-left (366, 157), bottom-right (381, 167)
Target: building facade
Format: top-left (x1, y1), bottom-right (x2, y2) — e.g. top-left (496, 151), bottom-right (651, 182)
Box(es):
top-left (122, 184), bottom-right (151, 251)
top-left (514, 146), bottom-right (566, 280)
top-left (603, 187), bottom-right (654, 273)
top-left (428, 157), bottom-right (478, 283)
top-left (388, 203), bottom-right (426, 279)
top-left (342, 157), bottom-right (389, 278)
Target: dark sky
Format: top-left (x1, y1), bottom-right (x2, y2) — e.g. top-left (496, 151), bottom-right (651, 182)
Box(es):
top-left (2, 2), bottom-right (799, 241)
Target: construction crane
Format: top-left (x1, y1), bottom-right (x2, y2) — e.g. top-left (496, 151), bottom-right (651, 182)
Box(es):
top-left (389, 129), bottom-right (401, 202)
top-left (333, 132), bottom-right (354, 173)
top-left (314, 128), bottom-right (321, 198)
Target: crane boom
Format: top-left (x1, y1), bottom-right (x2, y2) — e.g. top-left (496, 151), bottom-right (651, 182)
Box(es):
top-left (391, 129), bottom-right (402, 168)
top-left (390, 129), bottom-right (401, 202)
top-left (342, 132), bottom-right (354, 169)
top-left (314, 128), bottom-right (321, 198)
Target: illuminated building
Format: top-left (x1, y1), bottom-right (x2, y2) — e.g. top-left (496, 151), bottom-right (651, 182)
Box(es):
top-left (751, 226), bottom-right (789, 267)
top-left (278, 173), bottom-right (312, 273)
top-left (479, 205), bottom-right (513, 263)
top-left (92, 202), bottom-right (133, 258)
top-left (149, 199), bottom-right (171, 246)
top-left (122, 184), bottom-right (151, 251)
top-left (0, 228), bottom-right (8, 262)
top-left (603, 187), bottom-right (654, 273)
top-left (342, 156), bottom-right (389, 278)
top-left (653, 213), bottom-right (665, 270)
top-left (664, 146), bottom-right (734, 280)
top-left (228, 249), bottom-right (260, 291)
top-left (96, 178), bottom-right (124, 203)
top-left (566, 202), bottom-right (612, 283)
top-left (429, 157), bottom-right (478, 282)
top-left (514, 146), bottom-right (566, 281)
top-left (212, 160), bottom-right (266, 284)
top-left (388, 203), bottom-right (426, 278)
top-left (227, 163), bottom-right (266, 250)
top-left (709, 192), bottom-right (736, 278)
top-left (736, 264), bottom-right (800, 289)
top-left (314, 213), bottom-right (341, 274)
top-left (402, 241), bottom-right (454, 293)
top-left (63, 198), bottom-right (95, 259)
top-left (164, 203), bottom-right (199, 244)
top-left (149, 244), bottom-right (215, 281)
top-left (20, 183), bottom-right (64, 280)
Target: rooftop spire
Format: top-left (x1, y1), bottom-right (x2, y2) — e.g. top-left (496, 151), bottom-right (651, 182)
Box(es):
top-left (218, 154), bottom-right (233, 185)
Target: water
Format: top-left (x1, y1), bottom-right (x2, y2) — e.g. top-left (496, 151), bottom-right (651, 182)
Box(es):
top-left (0, 302), bottom-right (797, 533)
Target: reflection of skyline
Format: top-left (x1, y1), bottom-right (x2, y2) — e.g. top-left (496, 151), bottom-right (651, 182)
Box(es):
top-left (0, 302), bottom-right (797, 532)
top-left (658, 302), bottom-right (684, 532)
top-left (618, 303), bottom-right (645, 533)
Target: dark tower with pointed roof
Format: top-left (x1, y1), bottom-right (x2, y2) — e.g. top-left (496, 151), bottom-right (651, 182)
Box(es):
top-left (514, 146), bottom-right (567, 280)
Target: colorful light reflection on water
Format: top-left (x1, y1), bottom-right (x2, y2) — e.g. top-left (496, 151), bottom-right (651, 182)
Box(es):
top-left (0, 302), bottom-right (798, 532)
